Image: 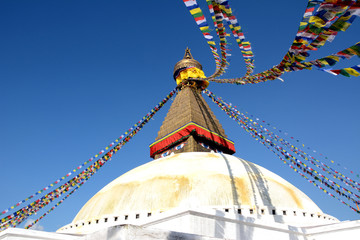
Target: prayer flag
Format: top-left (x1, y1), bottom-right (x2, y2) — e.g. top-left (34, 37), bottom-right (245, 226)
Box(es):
top-left (343, 67), bottom-right (360, 76)
top-left (183, 0), bottom-right (197, 7)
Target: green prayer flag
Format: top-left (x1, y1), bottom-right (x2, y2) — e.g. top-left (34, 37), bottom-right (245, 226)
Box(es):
top-left (339, 69), bottom-right (351, 77)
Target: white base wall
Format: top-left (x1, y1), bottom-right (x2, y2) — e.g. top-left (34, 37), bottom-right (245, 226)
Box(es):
top-left (0, 228), bottom-right (82, 240)
top-left (142, 209), bottom-right (307, 240)
top-left (1, 208), bottom-right (360, 240)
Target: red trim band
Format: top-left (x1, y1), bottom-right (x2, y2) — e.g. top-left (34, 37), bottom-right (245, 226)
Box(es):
top-left (150, 122), bottom-right (235, 158)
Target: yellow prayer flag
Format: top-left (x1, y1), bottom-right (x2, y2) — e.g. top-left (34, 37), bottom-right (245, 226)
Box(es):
top-left (338, 14), bottom-right (352, 22)
top-left (200, 26), bottom-right (209, 32)
top-left (317, 59), bottom-right (330, 65)
top-left (344, 67), bottom-right (360, 77)
top-left (322, 30), bottom-right (333, 36)
top-left (190, 8), bottom-right (202, 15)
top-left (298, 39), bottom-right (309, 45)
top-left (224, 8), bottom-right (232, 14)
top-left (295, 55), bottom-right (306, 61)
top-left (309, 16), bottom-right (326, 27)
top-left (242, 51), bottom-right (253, 55)
top-left (327, 55), bottom-right (340, 61)
top-left (347, 48), bottom-right (359, 56)
top-left (220, 5), bottom-right (232, 14)
top-left (234, 26), bottom-right (241, 31)
top-left (338, 22), bottom-right (351, 31)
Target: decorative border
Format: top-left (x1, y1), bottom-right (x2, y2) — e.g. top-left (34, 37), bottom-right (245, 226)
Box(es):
top-left (149, 122), bottom-right (235, 158)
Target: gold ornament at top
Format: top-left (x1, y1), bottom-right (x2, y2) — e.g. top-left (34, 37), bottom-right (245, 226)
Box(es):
top-left (173, 48), bottom-right (203, 79)
top-left (173, 48), bottom-right (208, 89)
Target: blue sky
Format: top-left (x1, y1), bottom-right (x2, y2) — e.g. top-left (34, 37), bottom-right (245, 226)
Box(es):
top-left (0, 0), bottom-right (359, 232)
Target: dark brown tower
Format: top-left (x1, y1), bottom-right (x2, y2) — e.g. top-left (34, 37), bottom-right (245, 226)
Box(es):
top-left (150, 49), bottom-right (235, 159)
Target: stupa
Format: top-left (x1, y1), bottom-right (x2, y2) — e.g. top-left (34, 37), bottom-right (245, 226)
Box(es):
top-left (54, 49), bottom-right (357, 239)
top-left (2, 49), bottom-right (360, 240)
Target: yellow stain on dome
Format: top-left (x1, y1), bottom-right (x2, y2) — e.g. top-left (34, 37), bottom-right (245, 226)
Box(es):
top-left (72, 152), bottom-right (322, 224)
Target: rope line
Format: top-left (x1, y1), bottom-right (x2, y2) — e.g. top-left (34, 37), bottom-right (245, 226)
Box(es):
top-left (203, 88), bottom-right (360, 214)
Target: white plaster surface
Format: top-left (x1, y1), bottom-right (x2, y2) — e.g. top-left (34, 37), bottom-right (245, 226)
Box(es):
top-left (2, 209), bottom-right (360, 240)
top-left (0, 228), bottom-right (82, 240)
top-left (3, 153), bottom-right (358, 239)
top-left (71, 152), bottom-right (328, 230)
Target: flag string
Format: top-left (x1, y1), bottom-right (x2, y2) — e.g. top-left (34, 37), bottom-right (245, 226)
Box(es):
top-left (204, 88), bottom-right (360, 214)
top-left (0, 88), bottom-right (178, 231)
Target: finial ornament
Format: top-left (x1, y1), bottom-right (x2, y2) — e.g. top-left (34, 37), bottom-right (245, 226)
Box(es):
top-left (173, 48), bottom-right (208, 89)
top-left (183, 47), bottom-right (193, 59)
top-left (173, 48), bottom-right (203, 79)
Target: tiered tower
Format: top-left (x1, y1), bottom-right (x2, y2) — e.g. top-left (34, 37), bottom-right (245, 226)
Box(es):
top-left (150, 48), bottom-right (235, 159)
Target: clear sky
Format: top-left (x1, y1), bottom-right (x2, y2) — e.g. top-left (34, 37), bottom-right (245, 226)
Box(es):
top-left (0, 0), bottom-right (359, 232)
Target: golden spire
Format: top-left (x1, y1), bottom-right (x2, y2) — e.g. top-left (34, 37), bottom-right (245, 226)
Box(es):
top-left (149, 50), bottom-right (235, 159)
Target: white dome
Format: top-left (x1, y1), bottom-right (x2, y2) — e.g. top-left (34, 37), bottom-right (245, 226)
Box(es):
top-left (70, 152), bottom-right (333, 227)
